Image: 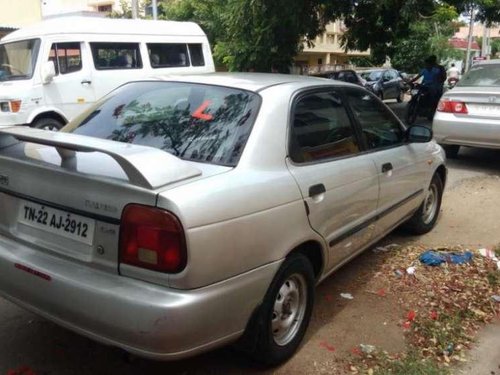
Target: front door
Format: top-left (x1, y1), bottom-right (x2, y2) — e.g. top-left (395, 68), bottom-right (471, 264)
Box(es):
top-left (43, 41), bottom-right (95, 121)
top-left (286, 89), bottom-right (379, 271)
top-left (343, 87), bottom-right (430, 238)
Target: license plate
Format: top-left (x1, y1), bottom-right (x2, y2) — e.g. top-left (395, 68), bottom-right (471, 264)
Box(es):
top-left (467, 104), bottom-right (500, 116)
top-left (18, 200), bottom-right (95, 245)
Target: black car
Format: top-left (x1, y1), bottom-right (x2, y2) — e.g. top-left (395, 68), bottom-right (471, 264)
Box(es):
top-left (360, 69), bottom-right (405, 102)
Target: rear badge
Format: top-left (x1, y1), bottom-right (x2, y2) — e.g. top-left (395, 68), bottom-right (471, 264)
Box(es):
top-left (14, 263), bottom-right (52, 281)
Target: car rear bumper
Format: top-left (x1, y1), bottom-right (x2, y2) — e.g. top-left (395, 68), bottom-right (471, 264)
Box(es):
top-left (433, 112), bottom-right (500, 149)
top-left (0, 234), bottom-right (280, 360)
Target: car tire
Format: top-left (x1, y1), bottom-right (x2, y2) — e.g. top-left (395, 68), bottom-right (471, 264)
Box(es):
top-left (405, 101), bottom-right (418, 125)
top-left (441, 144), bottom-right (460, 159)
top-left (240, 253), bottom-right (315, 366)
top-left (397, 89), bottom-right (404, 103)
top-left (32, 117), bottom-right (64, 131)
top-left (404, 174), bottom-right (443, 235)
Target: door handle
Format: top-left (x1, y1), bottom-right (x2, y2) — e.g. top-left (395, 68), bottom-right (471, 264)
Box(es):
top-left (81, 79), bottom-right (92, 85)
top-left (309, 183), bottom-right (326, 197)
top-left (381, 163), bottom-right (393, 173)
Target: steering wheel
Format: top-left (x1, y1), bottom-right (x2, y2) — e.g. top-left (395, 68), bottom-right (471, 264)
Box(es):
top-left (1, 63), bottom-right (24, 75)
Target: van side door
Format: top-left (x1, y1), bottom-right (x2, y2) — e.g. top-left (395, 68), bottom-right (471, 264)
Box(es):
top-left (43, 41), bottom-right (95, 121)
top-left (286, 89), bottom-right (379, 271)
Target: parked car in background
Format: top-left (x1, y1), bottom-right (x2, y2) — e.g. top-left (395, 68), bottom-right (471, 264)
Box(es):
top-left (0, 16), bottom-right (214, 130)
top-left (0, 73), bottom-right (446, 366)
top-left (433, 59), bottom-right (500, 158)
top-left (328, 69), bottom-right (367, 87)
top-left (360, 68), bottom-right (405, 102)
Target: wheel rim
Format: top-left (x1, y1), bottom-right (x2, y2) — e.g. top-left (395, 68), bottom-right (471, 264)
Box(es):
top-left (422, 182), bottom-right (438, 224)
top-left (271, 273), bottom-right (307, 346)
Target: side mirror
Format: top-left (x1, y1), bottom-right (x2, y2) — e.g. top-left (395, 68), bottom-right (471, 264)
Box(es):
top-left (407, 125), bottom-right (432, 143)
top-left (41, 61), bottom-right (56, 84)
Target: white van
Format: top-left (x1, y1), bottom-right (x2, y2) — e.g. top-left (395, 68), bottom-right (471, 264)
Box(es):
top-left (0, 16), bottom-right (215, 130)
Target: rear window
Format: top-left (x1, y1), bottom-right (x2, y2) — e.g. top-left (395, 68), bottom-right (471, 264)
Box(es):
top-left (67, 81), bottom-right (261, 166)
top-left (457, 64), bottom-right (500, 87)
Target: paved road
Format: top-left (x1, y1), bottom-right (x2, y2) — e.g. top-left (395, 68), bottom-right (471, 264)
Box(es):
top-left (1, 100), bottom-right (499, 374)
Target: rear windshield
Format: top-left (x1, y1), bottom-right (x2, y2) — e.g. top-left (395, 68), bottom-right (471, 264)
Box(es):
top-left (66, 81), bottom-right (261, 166)
top-left (457, 64), bottom-right (500, 87)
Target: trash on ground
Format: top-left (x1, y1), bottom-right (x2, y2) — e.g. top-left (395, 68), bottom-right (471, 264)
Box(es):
top-left (319, 340), bottom-right (336, 352)
top-left (373, 243), bottom-right (399, 253)
top-left (478, 248), bottom-right (500, 270)
top-left (419, 249), bottom-right (473, 266)
top-left (340, 293), bottom-right (354, 300)
top-left (407, 310), bottom-right (416, 321)
top-left (394, 269), bottom-right (404, 277)
top-left (359, 344), bottom-right (376, 354)
top-left (406, 266), bottom-right (416, 275)
top-left (491, 295), bottom-right (500, 303)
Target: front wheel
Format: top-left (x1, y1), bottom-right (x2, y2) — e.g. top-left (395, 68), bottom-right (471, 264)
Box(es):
top-left (32, 117), bottom-right (64, 131)
top-left (404, 174), bottom-right (443, 235)
top-left (241, 253), bottom-right (315, 366)
top-left (405, 100), bottom-right (418, 125)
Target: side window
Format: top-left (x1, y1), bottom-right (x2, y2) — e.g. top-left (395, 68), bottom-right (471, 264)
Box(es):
top-left (290, 91), bottom-right (360, 163)
top-left (147, 43), bottom-right (189, 68)
top-left (90, 42), bottom-right (142, 70)
top-left (48, 42), bottom-right (82, 75)
top-left (345, 88), bottom-right (404, 150)
top-left (188, 44), bottom-right (205, 66)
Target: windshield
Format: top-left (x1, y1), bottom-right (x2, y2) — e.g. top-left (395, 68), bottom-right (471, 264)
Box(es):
top-left (457, 64), bottom-right (500, 87)
top-left (0, 39), bottom-right (41, 81)
top-left (64, 81), bottom-right (261, 166)
top-left (361, 71), bottom-right (382, 82)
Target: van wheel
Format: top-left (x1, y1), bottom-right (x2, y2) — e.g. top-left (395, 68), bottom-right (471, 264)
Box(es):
top-left (404, 174), bottom-right (443, 235)
top-left (32, 118), bottom-right (64, 131)
top-left (242, 253), bottom-right (314, 366)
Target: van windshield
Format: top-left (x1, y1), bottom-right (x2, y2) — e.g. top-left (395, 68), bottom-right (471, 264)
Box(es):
top-left (0, 39), bottom-right (41, 81)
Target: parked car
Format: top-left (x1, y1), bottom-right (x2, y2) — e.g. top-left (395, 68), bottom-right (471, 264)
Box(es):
top-left (0, 16), bottom-right (215, 130)
top-left (360, 68), bottom-right (405, 102)
top-left (433, 59), bottom-right (500, 158)
top-left (0, 73), bottom-right (446, 365)
top-left (328, 69), bottom-right (367, 87)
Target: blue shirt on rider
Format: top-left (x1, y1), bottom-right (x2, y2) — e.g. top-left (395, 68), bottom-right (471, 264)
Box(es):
top-left (419, 67), bottom-right (441, 87)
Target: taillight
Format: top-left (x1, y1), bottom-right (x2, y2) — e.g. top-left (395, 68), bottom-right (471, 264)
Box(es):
top-left (119, 204), bottom-right (187, 273)
top-left (437, 100), bottom-right (468, 114)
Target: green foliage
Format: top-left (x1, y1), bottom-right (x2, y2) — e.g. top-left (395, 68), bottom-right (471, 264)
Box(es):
top-left (373, 352), bottom-right (450, 375)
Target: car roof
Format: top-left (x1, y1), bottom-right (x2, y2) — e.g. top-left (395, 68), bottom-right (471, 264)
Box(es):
top-left (148, 72), bottom-right (348, 92)
top-left (474, 59), bottom-right (500, 66)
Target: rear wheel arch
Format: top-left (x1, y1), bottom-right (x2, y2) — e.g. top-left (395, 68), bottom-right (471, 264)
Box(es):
top-left (286, 240), bottom-right (325, 281)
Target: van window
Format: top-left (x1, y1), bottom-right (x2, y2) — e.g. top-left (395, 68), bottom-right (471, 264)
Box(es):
top-left (90, 42), bottom-right (142, 70)
top-left (49, 42), bottom-right (82, 75)
top-left (147, 43), bottom-right (189, 68)
top-left (188, 44), bottom-right (205, 66)
top-left (0, 38), bottom-right (40, 81)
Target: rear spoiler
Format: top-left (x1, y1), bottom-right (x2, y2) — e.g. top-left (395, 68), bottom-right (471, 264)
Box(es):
top-left (0, 127), bottom-right (201, 190)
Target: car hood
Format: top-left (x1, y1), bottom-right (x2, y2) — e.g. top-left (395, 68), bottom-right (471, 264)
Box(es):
top-left (0, 79), bottom-right (33, 99)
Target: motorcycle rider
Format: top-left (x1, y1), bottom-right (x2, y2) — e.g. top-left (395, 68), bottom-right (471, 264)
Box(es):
top-left (409, 56), bottom-right (443, 110)
top-left (447, 63), bottom-right (460, 87)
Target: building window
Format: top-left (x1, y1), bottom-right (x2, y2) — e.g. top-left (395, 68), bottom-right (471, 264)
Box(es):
top-left (98, 5), bottom-right (112, 13)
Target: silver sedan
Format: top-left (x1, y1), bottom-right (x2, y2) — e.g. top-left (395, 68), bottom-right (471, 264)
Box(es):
top-left (433, 59), bottom-right (500, 158)
top-left (0, 73), bottom-right (446, 365)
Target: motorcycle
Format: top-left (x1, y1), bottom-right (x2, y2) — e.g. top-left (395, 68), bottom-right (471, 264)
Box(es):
top-left (405, 83), bottom-right (437, 125)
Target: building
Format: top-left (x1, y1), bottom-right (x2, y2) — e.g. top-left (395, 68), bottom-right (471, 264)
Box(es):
top-left (293, 21), bottom-right (370, 75)
top-left (0, 0), bottom-right (125, 33)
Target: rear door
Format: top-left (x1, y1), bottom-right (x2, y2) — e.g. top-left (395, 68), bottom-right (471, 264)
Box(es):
top-left (343, 87), bottom-right (430, 238)
top-left (286, 88), bottom-right (379, 271)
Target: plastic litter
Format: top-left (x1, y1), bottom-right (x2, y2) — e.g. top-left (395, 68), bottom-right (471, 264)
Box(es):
top-left (373, 243), bottom-right (399, 253)
top-left (340, 293), bottom-right (354, 300)
top-left (492, 295), bottom-right (500, 303)
top-left (478, 248), bottom-right (500, 270)
top-left (419, 250), bottom-right (473, 266)
top-left (394, 269), bottom-right (404, 277)
top-left (359, 344), bottom-right (376, 354)
top-left (443, 343), bottom-right (454, 356)
top-left (406, 266), bottom-right (416, 275)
